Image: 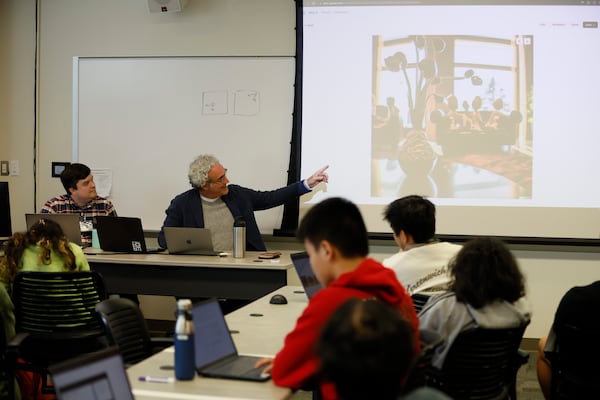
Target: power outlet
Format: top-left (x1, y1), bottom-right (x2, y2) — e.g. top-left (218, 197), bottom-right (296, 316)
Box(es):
top-left (0, 161), bottom-right (8, 176)
top-left (9, 160), bottom-right (19, 176)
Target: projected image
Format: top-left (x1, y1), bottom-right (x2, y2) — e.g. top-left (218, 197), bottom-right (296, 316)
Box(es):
top-left (371, 34), bottom-right (533, 199)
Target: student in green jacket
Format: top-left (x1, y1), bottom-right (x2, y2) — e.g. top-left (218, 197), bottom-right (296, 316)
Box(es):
top-left (0, 218), bottom-right (89, 293)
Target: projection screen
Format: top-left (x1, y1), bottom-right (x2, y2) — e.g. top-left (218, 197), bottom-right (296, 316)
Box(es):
top-left (299, 0), bottom-right (600, 240)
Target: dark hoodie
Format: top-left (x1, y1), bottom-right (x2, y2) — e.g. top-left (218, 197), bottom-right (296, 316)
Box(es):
top-left (271, 258), bottom-right (419, 400)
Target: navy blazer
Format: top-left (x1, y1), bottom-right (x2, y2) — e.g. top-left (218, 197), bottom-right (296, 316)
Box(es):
top-left (158, 182), bottom-right (310, 250)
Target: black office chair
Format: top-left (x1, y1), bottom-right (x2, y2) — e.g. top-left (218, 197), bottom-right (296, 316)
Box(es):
top-left (95, 297), bottom-right (173, 366)
top-left (548, 324), bottom-right (600, 399)
top-left (425, 324), bottom-right (529, 400)
top-left (411, 293), bottom-right (431, 314)
top-left (403, 328), bottom-right (445, 393)
top-left (8, 271), bottom-right (109, 394)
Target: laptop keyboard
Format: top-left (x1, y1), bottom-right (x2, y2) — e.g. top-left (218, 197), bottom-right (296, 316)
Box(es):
top-left (210, 356), bottom-right (263, 378)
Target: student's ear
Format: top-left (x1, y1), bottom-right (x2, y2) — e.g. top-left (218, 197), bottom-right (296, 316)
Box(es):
top-left (398, 230), bottom-right (414, 250)
top-left (319, 240), bottom-right (334, 260)
top-left (394, 231), bottom-right (405, 249)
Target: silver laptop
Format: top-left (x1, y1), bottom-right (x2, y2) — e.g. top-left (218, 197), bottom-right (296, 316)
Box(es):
top-left (193, 298), bottom-right (270, 382)
top-left (164, 227), bottom-right (226, 256)
top-left (290, 251), bottom-right (323, 299)
top-left (49, 346), bottom-right (134, 400)
top-left (25, 213), bottom-right (82, 246)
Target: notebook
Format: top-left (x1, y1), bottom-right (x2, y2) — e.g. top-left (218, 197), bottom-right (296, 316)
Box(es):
top-left (49, 346), bottom-right (134, 400)
top-left (290, 251), bottom-right (323, 299)
top-left (25, 213), bottom-right (83, 246)
top-left (164, 227), bottom-right (226, 256)
top-left (193, 298), bottom-right (270, 382)
top-left (95, 216), bottom-right (163, 253)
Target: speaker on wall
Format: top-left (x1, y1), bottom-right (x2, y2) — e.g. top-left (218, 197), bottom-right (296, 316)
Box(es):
top-left (147, 0), bottom-right (188, 13)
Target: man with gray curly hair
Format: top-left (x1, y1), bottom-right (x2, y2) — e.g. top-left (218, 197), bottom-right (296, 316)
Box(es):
top-left (158, 154), bottom-right (328, 251)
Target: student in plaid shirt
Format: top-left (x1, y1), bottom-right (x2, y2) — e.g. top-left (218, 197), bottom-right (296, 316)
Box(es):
top-left (41, 163), bottom-right (117, 246)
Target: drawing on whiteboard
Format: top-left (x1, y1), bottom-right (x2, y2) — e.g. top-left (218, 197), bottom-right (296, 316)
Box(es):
top-left (234, 90), bottom-right (260, 116)
top-left (203, 91), bottom-right (228, 115)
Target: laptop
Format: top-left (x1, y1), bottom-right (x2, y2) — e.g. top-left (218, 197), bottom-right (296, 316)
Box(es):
top-left (193, 298), bottom-right (270, 382)
top-left (25, 213), bottom-right (83, 246)
top-left (290, 251), bottom-right (323, 299)
top-left (95, 216), bottom-right (163, 253)
top-left (49, 346), bottom-right (134, 400)
top-left (164, 227), bottom-right (226, 256)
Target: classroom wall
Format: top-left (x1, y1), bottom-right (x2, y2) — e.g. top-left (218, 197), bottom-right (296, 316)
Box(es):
top-left (0, 0), bottom-right (36, 227)
top-left (269, 239), bottom-right (600, 339)
top-left (35, 0), bottom-right (295, 211)
top-left (1, 0), bottom-right (599, 339)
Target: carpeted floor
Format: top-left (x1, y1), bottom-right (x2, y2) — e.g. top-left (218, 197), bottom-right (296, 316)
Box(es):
top-left (515, 350), bottom-right (546, 400)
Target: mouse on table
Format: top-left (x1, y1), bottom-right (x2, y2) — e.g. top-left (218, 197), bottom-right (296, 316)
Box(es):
top-left (269, 294), bottom-right (288, 305)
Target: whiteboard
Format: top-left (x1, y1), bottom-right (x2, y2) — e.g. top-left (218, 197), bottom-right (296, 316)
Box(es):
top-left (74, 56), bottom-right (295, 232)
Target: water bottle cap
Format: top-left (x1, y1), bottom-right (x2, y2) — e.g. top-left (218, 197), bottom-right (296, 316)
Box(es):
top-left (234, 218), bottom-right (246, 227)
top-left (177, 299), bottom-right (192, 309)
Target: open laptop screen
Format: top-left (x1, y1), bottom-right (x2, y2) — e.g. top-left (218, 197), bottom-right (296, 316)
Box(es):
top-left (50, 346), bottom-right (133, 400)
top-left (191, 298), bottom-right (269, 381)
top-left (192, 298), bottom-right (238, 368)
top-left (290, 251), bottom-right (323, 299)
top-left (94, 216), bottom-right (161, 253)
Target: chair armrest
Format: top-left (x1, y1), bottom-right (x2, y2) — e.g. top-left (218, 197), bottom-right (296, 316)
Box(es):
top-left (516, 348), bottom-right (530, 366)
top-left (6, 332), bottom-right (30, 362)
top-left (150, 337), bottom-right (173, 346)
top-left (7, 332), bottom-right (30, 349)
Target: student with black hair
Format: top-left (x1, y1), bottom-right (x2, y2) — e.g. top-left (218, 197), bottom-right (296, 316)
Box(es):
top-left (419, 237), bottom-right (531, 368)
top-left (382, 195), bottom-right (460, 295)
top-left (317, 298), bottom-right (450, 400)
top-left (256, 197), bottom-right (419, 400)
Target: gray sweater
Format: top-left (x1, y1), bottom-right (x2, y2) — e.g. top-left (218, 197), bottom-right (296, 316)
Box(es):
top-left (418, 291), bottom-right (531, 368)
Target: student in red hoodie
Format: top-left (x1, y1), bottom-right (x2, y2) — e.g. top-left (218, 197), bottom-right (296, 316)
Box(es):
top-left (256, 197), bottom-right (419, 399)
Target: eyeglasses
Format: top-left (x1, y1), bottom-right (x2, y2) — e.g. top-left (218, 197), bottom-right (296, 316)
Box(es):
top-left (210, 169), bottom-right (228, 184)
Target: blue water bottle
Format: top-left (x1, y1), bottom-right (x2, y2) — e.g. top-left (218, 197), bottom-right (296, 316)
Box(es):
top-left (174, 299), bottom-right (195, 380)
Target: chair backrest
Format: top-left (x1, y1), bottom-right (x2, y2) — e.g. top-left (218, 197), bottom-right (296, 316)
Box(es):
top-left (426, 324), bottom-right (527, 400)
top-left (403, 329), bottom-right (445, 393)
top-left (13, 271), bottom-right (106, 337)
top-left (550, 323), bottom-right (600, 399)
top-left (9, 271), bottom-right (108, 395)
top-left (95, 297), bottom-right (154, 365)
top-left (12, 270), bottom-right (107, 367)
top-left (411, 293), bottom-right (431, 314)
top-left (12, 271), bottom-right (106, 337)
